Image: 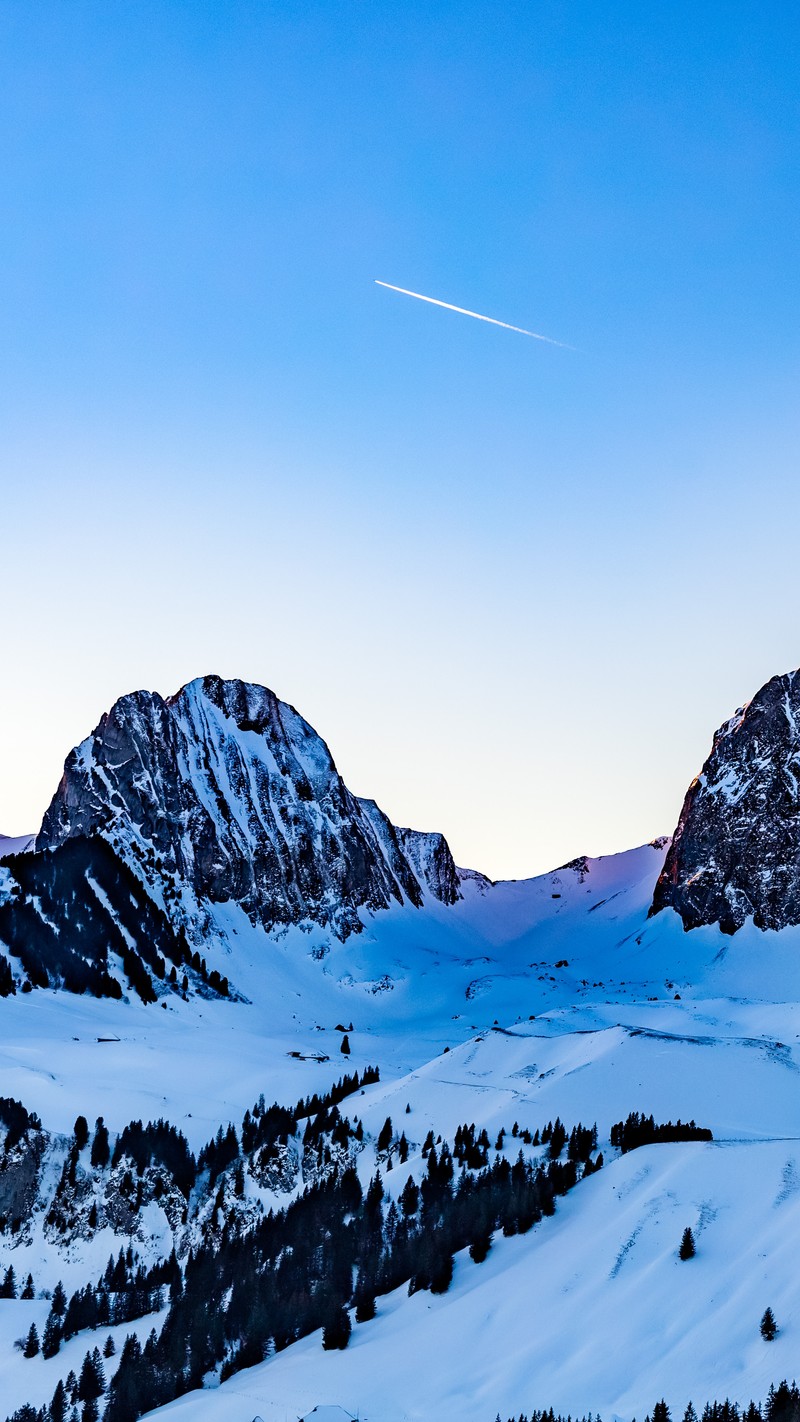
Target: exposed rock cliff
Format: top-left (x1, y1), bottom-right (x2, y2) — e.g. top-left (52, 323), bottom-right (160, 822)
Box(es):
top-left (651, 668), bottom-right (800, 932)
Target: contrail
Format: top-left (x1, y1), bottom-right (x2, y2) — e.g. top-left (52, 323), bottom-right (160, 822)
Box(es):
top-left (375, 279), bottom-right (572, 348)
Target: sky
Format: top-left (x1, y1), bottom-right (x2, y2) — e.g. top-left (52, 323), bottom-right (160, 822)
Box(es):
top-left (1, 1), bottom-right (799, 879)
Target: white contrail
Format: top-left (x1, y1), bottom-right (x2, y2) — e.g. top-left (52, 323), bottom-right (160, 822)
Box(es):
top-left (375, 279), bottom-right (572, 348)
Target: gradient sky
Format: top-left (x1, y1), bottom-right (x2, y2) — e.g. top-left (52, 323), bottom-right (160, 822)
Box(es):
top-left (1, 1), bottom-right (799, 879)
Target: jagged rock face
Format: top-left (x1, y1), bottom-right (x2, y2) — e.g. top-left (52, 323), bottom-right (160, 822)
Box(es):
top-left (38, 675), bottom-right (460, 939)
top-left (651, 669), bottom-right (800, 933)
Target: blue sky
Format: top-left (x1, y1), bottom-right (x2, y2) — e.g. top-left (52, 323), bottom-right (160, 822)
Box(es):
top-left (1, 2), bottom-right (799, 876)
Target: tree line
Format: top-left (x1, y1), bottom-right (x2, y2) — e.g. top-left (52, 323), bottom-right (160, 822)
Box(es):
top-left (505, 1381), bottom-right (800, 1422)
top-left (610, 1113), bottom-right (713, 1154)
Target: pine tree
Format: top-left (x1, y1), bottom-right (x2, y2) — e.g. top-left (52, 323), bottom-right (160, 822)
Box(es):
top-left (679, 1227), bottom-right (696, 1260)
top-left (52, 1280), bottom-right (67, 1315)
top-left (377, 1116), bottom-right (393, 1153)
top-left (340, 1034), bottom-right (350, 1055)
top-left (90, 1118), bottom-right (110, 1169)
top-left (0, 1264), bottom-right (16, 1298)
top-left (653, 1402), bottom-right (671, 1422)
top-left (400, 1175), bottom-right (419, 1216)
top-left (469, 1233), bottom-right (492, 1264)
top-left (78, 1347), bottom-right (105, 1401)
top-left (103, 1334), bottom-right (116, 1358)
top-left (354, 1277), bottom-right (376, 1322)
top-left (430, 1249), bottom-right (454, 1294)
top-left (42, 1310), bottom-right (62, 1358)
top-left (760, 1307), bottom-right (777, 1340)
top-left (74, 1116), bottom-right (89, 1150)
top-left (322, 1304), bottom-right (352, 1350)
top-left (548, 1118), bottom-right (567, 1159)
top-left (23, 1322), bottom-right (40, 1357)
top-left (21, 1271), bottom-right (35, 1298)
top-left (50, 1378), bottom-right (68, 1422)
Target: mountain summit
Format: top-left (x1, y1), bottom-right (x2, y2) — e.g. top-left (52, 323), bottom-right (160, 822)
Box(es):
top-left (651, 667), bottom-right (800, 933)
top-left (37, 674), bottom-right (460, 941)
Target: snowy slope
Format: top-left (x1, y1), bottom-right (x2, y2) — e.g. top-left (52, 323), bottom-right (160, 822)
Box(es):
top-left (138, 1138), bottom-right (800, 1422)
top-left (2, 841), bottom-right (800, 1421)
top-left (0, 835), bottom-right (34, 860)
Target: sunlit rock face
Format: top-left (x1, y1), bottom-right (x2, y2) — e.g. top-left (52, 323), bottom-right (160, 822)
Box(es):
top-left (651, 668), bottom-right (800, 933)
top-left (38, 674), bottom-right (460, 939)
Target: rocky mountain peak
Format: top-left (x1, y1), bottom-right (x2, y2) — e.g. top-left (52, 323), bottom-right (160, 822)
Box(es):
top-left (37, 675), bottom-right (461, 940)
top-left (651, 667), bottom-right (800, 933)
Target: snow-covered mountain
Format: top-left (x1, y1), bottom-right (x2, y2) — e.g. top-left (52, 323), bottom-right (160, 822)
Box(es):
top-left (6, 666), bottom-right (800, 1422)
top-left (37, 675), bottom-right (460, 942)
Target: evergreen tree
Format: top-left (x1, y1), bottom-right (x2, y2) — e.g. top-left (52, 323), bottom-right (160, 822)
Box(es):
top-left (42, 1311), bottom-right (62, 1358)
top-left (340, 1034), bottom-right (350, 1055)
top-left (90, 1118), bottom-right (110, 1169)
top-left (469, 1233), bottom-right (492, 1264)
top-left (679, 1227), bottom-right (696, 1260)
top-left (354, 1271), bottom-right (376, 1323)
top-left (761, 1307), bottom-right (778, 1341)
top-left (430, 1249), bottom-right (454, 1294)
top-left (653, 1403), bottom-right (671, 1422)
top-left (52, 1280), bottom-right (67, 1315)
top-left (322, 1304), bottom-right (352, 1350)
top-left (548, 1118), bottom-right (567, 1159)
top-left (400, 1175), bottom-right (419, 1216)
top-left (23, 1322), bottom-right (40, 1357)
top-left (377, 1116), bottom-right (393, 1153)
top-left (0, 1264), bottom-right (16, 1298)
top-left (77, 1348), bottom-right (105, 1402)
top-left (103, 1334), bottom-right (116, 1358)
top-left (74, 1116), bottom-right (89, 1150)
top-left (50, 1378), bottom-right (68, 1422)
top-left (0, 951), bottom-right (15, 997)
top-left (21, 1272), bottom-right (35, 1299)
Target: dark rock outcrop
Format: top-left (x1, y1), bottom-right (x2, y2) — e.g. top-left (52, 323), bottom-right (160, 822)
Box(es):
top-left (37, 674), bottom-right (460, 941)
top-left (651, 668), bottom-right (800, 932)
